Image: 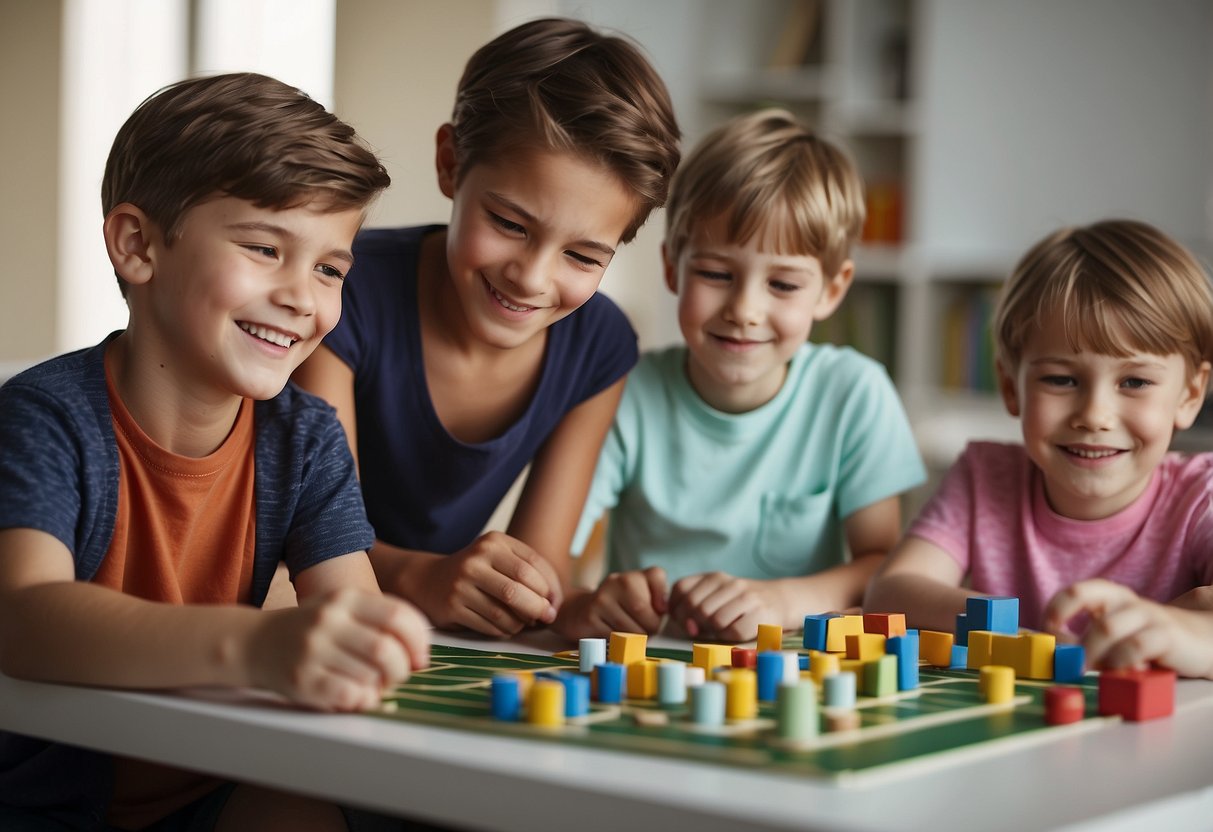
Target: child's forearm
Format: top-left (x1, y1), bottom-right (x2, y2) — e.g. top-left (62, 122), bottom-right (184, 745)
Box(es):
top-left (776, 555), bottom-right (885, 624)
top-left (0, 581), bottom-right (262, 689)
top-left (863, 572), bottom-right (970, 632)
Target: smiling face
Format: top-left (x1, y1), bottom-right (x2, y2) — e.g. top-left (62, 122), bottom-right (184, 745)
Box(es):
top-left (436, 129), bottom-right (638, 352)
top-left (666, 214), bottom-right (853, 413)
top-left (129, 195), bottom-right (363, 403)
top-left (999, 310), bottom-right (1209, 520)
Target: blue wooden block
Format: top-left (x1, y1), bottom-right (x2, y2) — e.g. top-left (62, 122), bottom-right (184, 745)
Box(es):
top-left (955, 612), bottom-right (970, 646)
top-left (594, 662), bottom-right (625, 703)
top-left (756, 651), bottom-right (785, 701)
top-left (558, 672), bottom-right (590, 717)
top-left (886, 633), bottom-right (919, 691)
top-left (966, 596), bottom-right (1019, 634)
top-left (1053, 643), bottom-right (1086, 683)
top-left (798, 654), bottom-right (809, 671)
top-left (803, 612), bottom-right (840, 652)
top-left (490, 674), bottom-right (521, 721)
top-left (949, 645), bottom-right (968, 669)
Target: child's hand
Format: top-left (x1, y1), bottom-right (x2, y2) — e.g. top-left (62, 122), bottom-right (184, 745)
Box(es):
top-left (416, 532), bottom-right (562, 637)
top-left (1044, 579), bottom-right (1213, 679)
top-left (667, 572), bottom-right (785, 643)
top-left (554, 567), bottom-right (667, 640)
top-left (248, 588), bottom-right (431, 711)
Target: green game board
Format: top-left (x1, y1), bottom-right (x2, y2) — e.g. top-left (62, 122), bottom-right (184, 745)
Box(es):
top-left (376, 643), bottom-right (1104, 783)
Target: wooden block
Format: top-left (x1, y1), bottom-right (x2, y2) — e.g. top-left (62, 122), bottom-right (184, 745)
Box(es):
top-left (863, 612), bottom-right (907, 637)
top-left (631, 709), bottom-right (670, 727)
top-left (1021, 632), bottom-right (1056, 680)
top-left (1044, 685), bottom-right (1085, 725)
top-left (692, 643), bottom-right (734, 672)
top-left (825, 709), bottom-right (861, 732)
top-left (845, 632), bottom-right (886, 661)
top-left (608, 632), bottom-right (648, 666)
top-left (967, 631), bottom-right (995, 669)
top-left (826, 615), bottom-right (865, 652)
top-left (886, 634), bottom-right (919, 691)
top-left (967, 596), bottom-right (1020, 634)
top-left (809, 650), bottom-right (840, 683)
top-left (980, 665), bottom-right (1014, 704)
top-left (862, 654), bottom-right (898, 697)
top-left (724, 668), bottom-right (758, 720)
top-left (803, 613), bottom-right (840, 651)
top-left (991, 633), bottom-right (1021, 674)
top-left (920, 629), bottom-right (954, 667)
top-left (756, 624), bottom-right (783, 653)
top-left (1053, 643), bottom-right (1085, 683)
top-left (731, 647), bottom-right (757, 669)
top-left (1098, 668), bottom-right (1176, 721)
top-left (626, 659), bottom-right (660, 700)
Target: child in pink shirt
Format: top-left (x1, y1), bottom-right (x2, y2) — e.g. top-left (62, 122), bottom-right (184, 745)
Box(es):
top-left (866, 219), bottom-right (1213, 679)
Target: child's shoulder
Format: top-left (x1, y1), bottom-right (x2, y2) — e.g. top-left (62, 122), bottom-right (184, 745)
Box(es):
top-left (2, 340), bottom-right (109, 412)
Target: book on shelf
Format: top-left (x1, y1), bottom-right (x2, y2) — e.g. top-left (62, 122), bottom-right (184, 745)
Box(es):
top-left (810, 282), bottom-right (898, 377)
top-left (940, 284), bottom-right (1000, 393)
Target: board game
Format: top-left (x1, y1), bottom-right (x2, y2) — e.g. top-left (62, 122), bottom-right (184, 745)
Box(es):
top-left (376, 641), bottom-right (1107, 785)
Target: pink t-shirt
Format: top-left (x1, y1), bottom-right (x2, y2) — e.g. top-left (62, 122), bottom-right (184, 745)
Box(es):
top-left (908, 441), bottom-right (1213, 628)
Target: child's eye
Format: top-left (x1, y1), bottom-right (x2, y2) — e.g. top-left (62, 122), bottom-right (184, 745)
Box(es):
top-left (1121, 377), bottom-right (1152, 390)
top-left (770, 280), bottom-right (800, 293)
top-left (1040, 375), bottom-right (1076, 388)
top-left (696, 269), bottom-right (730, 282)
top-left (566, 250), bottom-right (603, 268)
top-left (316, 264), bottom-right (346, 281)
top-left (490, 212), bottom-right (525, 235)
top-left (244, 244), bottom-right (277, 258)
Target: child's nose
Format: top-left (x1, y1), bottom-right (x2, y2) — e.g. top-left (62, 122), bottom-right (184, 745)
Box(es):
top-left (503, 250), bottom-right (548, 298)
top-left (723, 282), bottom-right (763, 326)
top-left (271, 265), bottom-right (317, 316)
top-left (1073, 388), bottom-right (1115, 431)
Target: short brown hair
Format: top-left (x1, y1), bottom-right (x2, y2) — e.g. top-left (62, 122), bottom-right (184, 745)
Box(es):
top-left (994, 219), bottom-right (1213, 375)
top-left (102, 72), bottom-right (390, 293)
top-left (664, 108), bottom-right (865, 277)
top-left (450, 17), bottom-right (680, 244)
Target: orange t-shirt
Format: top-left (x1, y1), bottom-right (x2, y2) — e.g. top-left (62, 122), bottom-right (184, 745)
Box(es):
top-left (95, 361), bottom-right (257, 828)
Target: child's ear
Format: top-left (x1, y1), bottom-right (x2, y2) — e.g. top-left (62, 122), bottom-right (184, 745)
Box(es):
top-left (661, 241), bottom-right (678, 295)
top-left (1174, 360), bottom-right (1211, 430)
top-left (103, 203), bottom-right (156, 287)
top-left (996, 359), bottom-right (1021, 417)
top-left (435, 123), bottom-right (458, 199)
top-left (812, 259), bottom-right (855, 320)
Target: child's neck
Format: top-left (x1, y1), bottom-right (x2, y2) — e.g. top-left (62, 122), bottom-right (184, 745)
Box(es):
top-left (106, 334), bottom-right (243, 458)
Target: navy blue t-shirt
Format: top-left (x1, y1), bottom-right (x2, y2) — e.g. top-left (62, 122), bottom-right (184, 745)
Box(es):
top-left (324, 225), bottom-right (639, 553)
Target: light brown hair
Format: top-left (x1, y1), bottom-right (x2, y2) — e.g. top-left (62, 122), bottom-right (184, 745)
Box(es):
top-left (664, 108), bottom-right (865, 277)
top-left (450, 17), bottom-right (680, 244)
top-left (993, 219), bottom-right (1213, 375)
top-left (102, 72), bottom-right (391, 295)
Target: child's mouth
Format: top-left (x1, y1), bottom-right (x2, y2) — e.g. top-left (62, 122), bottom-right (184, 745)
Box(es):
top-left (237, 321), bottom-right (297, 348)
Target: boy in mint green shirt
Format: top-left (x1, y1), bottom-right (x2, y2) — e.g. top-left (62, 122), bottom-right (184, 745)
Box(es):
top-left (555, 109), bottom-right (925, 642)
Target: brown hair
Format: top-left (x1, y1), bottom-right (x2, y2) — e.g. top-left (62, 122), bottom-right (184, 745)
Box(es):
top-left (664, 108), bottom-right (865, 277)
top-left (994, 219), bottom-right (1213, 375)
top-left (449, 17), bottom-right (680, 244)
top-left (102, 72), bottom-right (391, 294)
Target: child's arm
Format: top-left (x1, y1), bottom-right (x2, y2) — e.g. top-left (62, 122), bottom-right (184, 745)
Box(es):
top-left (863, 534), bottom-right (969, 632)
top-left (665, 496), bottom-right (903, 641)
top-left (0, 528), bottom-right (429, 710)
top-left (1044, 579), bottom-right (1213, 679)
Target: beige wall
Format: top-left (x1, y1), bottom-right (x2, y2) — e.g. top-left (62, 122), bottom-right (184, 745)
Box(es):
top-left (334, 0), bottom-right (496, 229)
top-left (0, 0), bottom-right (60, 364)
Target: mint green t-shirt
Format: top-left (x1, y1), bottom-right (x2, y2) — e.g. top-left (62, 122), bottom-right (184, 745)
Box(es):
top-left (573, 343), bottom-right (926, 583)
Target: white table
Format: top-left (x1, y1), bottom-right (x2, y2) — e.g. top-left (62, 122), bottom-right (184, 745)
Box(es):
top-left (3, 632), bottom-right (1213, 832)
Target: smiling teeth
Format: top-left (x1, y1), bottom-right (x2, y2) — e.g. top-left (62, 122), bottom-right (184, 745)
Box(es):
top-left (1068, 447), bottom-right (1118, 459)
top-left (238, 322), bottom-right (295, 348)
top-left (490, 286), bottom-right (531, 312)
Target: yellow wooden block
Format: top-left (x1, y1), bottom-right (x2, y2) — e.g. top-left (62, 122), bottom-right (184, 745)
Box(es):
top-left (528, 679), bottom-right (565, 726)
top-left (826, 615), bottom-right (865, 652)
top-left (920, 630), bottom-right (954, 667)
top-left (756, 624), bottom-right (783, 653)
top-left (991, 633), bottom-right (1021, 675)
top-left (609, 632), bottom-right (648, 666)
top-left (838, 658), bottom-right (865, 678)
top-left (626, 659), bottom-right (659, 699)
top-left (980, 665), bottom-right (1014, 704)
top-left (967, 631), bottom-right (995, 669)
top-left (724, 668), bottom-right (757, 720)
top-left (1021, 632), bottom-right (1056, 680)
top-left (692, 643), bottom-right (734, 672)
top-left (845, 632), bottom-right (886, 661)
top-left (809, 650), bottom-right (840, 683)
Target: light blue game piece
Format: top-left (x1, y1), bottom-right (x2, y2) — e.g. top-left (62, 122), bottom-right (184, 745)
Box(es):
top-left (657, 662), bottom-right (688, 705)
top-left (824, 670), bottom-right (857, 709)
top-left (949, 645), bottom-right (968, 669)
top-left (579, 638), bottom-right (607, 674)
top-left (690, 680), bottom-right (726, 726)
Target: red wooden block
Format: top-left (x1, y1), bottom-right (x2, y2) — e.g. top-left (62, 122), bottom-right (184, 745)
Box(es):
top-left (1044, 685), bottom-right (1085, 725)
top-left (863, 612), bottom-right (907, 638)
top-left (731, 647), bottom-right (757, 669)
top-left (1098, 668), bottom-right (1176, 722)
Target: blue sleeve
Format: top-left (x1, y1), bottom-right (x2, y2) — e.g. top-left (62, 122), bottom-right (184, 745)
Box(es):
top-left (0, 383), bottom-right (85, 551)
top-left (836, 360), bottom-right (927, 518)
